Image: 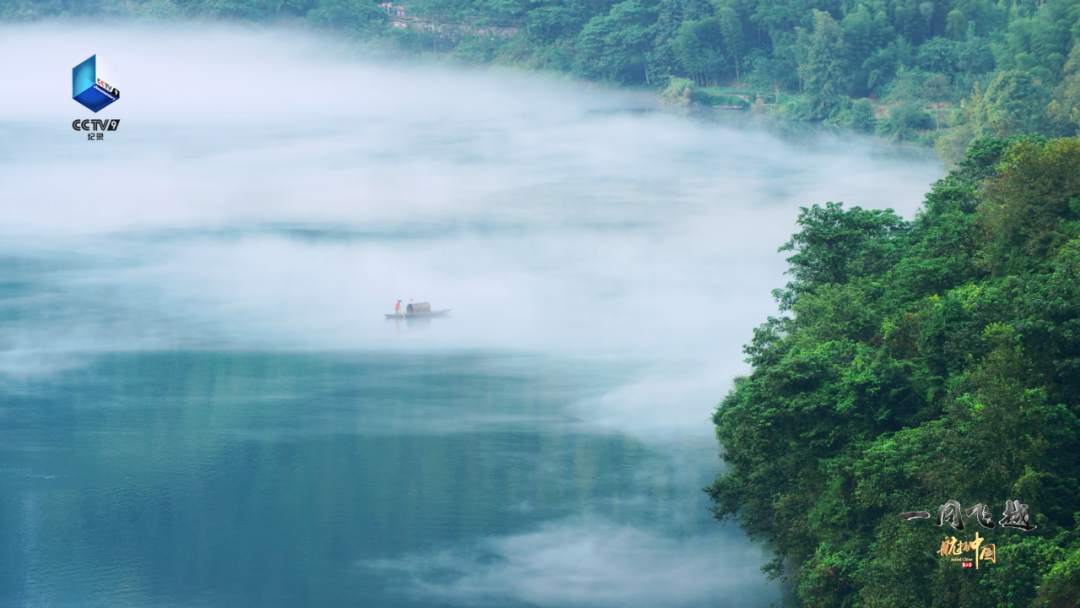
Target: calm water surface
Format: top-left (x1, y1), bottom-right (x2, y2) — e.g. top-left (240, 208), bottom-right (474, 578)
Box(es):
top-left (2, 352), bottom-right (743, 607)
top-left (1, 25), bottom-right (943, 608)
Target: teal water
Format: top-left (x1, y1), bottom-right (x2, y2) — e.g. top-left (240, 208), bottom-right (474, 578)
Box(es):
top-left (1, 351), bottom-right (760, 608)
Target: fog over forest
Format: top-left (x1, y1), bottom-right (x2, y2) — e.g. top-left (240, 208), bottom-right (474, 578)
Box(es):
top-left (3, 24), bottom-right (939, 375)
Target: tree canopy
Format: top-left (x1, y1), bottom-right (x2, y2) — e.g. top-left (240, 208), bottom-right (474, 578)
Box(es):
top-left (707, 136), bottom-right (1080, 608)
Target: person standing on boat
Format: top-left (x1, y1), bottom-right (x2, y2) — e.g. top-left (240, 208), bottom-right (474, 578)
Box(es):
top-left (394, 300), bottom-right (403, 315)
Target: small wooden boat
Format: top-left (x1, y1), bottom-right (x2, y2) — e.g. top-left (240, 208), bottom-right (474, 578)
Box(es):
top-left (384, 310), bottom-right (451, 319)
top-left (384, 301), bottom-right (450, 318)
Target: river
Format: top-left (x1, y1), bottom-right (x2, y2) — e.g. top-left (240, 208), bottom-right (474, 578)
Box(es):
top-left (0, 25), bottom-right (942, 608)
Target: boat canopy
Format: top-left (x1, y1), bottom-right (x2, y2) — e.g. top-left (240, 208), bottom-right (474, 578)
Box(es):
top-left (406, 302), bottom-right (431, 313)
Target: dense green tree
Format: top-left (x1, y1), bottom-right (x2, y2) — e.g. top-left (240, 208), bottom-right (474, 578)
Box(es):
top-left (524, 2), bottom-right (590, 42)
top-left (842, 3), bottom-right (893, 95)
top-left (716, 3), bottom-right (744, 79)
top-left (306, 0), bottom-right (384, 35)
top-left (771, 201), bottom-right (908, 310)
top-left (646, 0), bottom-right (714, 79)
top-left (797, 10), bottom-right (849, 118)
top-left (977, 137), bottom-right (1080, 273)
top-left (674, 17), bottom-right (728, 84)
top-left (573, 0), bottom-right (656, 83)
top-left (973, 70), bottom-right (1052, 137)
top-left (708, 136), bottom-right (1080, 608)
top-left (876, 99), bottom-right (933, 140)
top-left (825, 97), bottom-right (876, 131)
top-left (993, 0), bottom-right (1080, 86)
top-left (1048, 41), bottom-right (1080, 135)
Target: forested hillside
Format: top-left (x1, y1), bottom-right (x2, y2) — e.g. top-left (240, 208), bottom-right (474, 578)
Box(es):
top-left (708, 135), bottom-right (1080, 607)
top-left (5, 0), bottom-right (1080, 157)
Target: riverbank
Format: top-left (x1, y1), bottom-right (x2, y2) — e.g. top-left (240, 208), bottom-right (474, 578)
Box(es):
top-left (658, 78), bottom-right (971, 163)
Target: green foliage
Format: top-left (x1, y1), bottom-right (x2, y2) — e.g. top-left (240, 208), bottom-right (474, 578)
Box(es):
top-left (305, 0), bottom-right (384, 36)
top-left (689, 88), bottom-right (749, 107)
top-left (1048, 41), bottom-right (1080, 136)
top-left (993, 0), bottom-right (1080, 86)
top-left (674, 17), bottom-right (728, 85)
top-left (1035, 546), bottom-right (1080, 607)
top-left (877, 100), bottom-right (934, 141)
top-left (920, 72), bottom-right (953, 104)
top-left (825, 97), bottom-right (877, 132)
top-left (716, 4), bottom-right (744, 79)
top-left (977, 137), bottom-right (1080, 274)
top-left (659, 76), bottom-right (694, 106)
top-left (708, 137), bottom-right (1080, 608)
top-left (796, 10), bottom-right (850, 119)
top-left (572, 0), bottom-right (655, 84)
top-left (772, 201), bottom-right (908, 310)
top-left (973, 70), bottom-right (1052, 137)
top-left (936, 122), bottom-right (977, 165)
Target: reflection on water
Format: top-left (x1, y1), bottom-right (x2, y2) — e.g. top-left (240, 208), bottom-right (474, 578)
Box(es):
top-left (0, 352), bottom-right (767, 608)
top-left (387, 315), bottom-right (449, 331)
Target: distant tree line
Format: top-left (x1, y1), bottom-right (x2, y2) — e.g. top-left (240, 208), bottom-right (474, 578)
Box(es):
top-left (5, 0), bottom-right (1080, 156)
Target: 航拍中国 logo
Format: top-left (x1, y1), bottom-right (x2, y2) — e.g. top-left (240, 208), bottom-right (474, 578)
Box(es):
top-left (72, 54), bottom-right (119, 112)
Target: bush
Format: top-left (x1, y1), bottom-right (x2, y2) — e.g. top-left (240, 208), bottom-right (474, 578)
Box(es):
top-left (770, 95), bottom-right (816, 120)
top-left (876, 101), bottom-right (933, 141)
top-left (826, 98), bottom-right (876, 132)
top-left (659, 77), bottom-right (693, 107)
top-left (689, 89), bottom-right (749, 107)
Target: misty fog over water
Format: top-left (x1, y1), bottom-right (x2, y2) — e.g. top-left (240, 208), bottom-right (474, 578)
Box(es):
top-left (1, 25), bottom-right (942, 608)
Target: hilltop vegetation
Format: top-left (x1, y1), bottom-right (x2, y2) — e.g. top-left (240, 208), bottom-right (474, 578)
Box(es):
top-left (5, 0), bottom-right (1080, 157)
top-left (5, 0), bottom-right (1080, 158)
top-left (708, 135), bottom-right (1080, 607)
